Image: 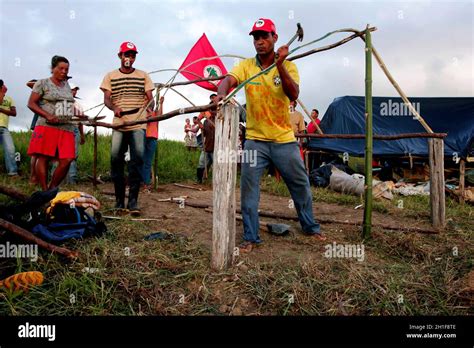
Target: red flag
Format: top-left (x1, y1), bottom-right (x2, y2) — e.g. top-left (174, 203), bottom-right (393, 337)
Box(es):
top-left (179, 33), bottom-right (228, 91)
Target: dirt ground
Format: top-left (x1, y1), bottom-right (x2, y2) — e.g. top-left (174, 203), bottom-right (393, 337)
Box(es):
top-left (91, 182), bottom-right (435, 264)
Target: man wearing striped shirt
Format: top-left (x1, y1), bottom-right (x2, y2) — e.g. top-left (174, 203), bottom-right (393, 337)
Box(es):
top-left (100, 41), bottom-right (154, 215)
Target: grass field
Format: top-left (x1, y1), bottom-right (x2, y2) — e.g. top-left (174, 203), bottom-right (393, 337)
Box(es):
top-left (0, 132), bottom-right (472, 316)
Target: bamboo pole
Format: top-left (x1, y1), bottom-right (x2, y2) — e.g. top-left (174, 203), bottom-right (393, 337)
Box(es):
top-left (296, 98), bottom-right (323, 134)
top-left (211, 104), bottom-right (239, 270)
top-left (344, 30), bottom-right (434, 134)
top-left (362, 26), bottom-right (373, 240)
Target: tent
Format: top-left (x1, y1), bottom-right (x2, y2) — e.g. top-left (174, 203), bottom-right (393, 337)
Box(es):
top-left (308, 96), bottom-right (474, 158)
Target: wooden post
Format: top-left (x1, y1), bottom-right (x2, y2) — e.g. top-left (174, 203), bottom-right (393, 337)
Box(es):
top-left (362, 26), bottom-right (373, 240)
top-left (93, 126), bottom-right (98, 188)
top-left (459, 159), bottom-right (465, 204)
top-left (153, 87), bottom-right (161, 190)
top-left (428, 138), bottom-right (445, 230)
top-left (212, 104), bottom-right (239, 270)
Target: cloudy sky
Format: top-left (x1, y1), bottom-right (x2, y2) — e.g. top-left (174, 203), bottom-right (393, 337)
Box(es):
top-left (1, 0), bottom-right (472, 140)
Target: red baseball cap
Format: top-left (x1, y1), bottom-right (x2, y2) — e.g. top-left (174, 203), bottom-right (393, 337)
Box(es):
top-left (119, 41), bottom-right (138, 54)
top-left (249, 18), bottom-right (277, 35)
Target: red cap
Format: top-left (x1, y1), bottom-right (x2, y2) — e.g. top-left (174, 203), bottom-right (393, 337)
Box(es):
top-left (119, 41), bottom-right (138, 54)
top-left (249, 18), bottom-right (277, 35)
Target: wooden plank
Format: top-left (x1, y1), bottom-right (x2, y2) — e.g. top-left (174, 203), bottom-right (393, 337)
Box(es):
top-left (429, 138), bottom-right (446, 230)
top-left (211, 104), bottom-right (239, 270)
top-left (0, 218), bottom-right (79, 259)
top-left (296, 133), bottom-right (447, 140)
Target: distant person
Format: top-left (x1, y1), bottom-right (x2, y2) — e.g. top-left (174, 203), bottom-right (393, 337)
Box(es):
top-left (289, 100), bottom-right (305, 140)
top-left (192, 116), bottom-right (202, 149)
top-left (26, 79), bottom-right (39, 184)
top-left (196, 94), bottom-right (217, 183)
top-left (100, 41), bottom-right (154, 215)
top-left (184, 117), bottom-right (197, 151)
top-left (307, 108), bottom-right (321, 133)
top-left (66, 83), bottom-right (85, 184)
top-left (27, 56), bottom-right (76, 191)
top-left (142, 96), bottom-right (164, 193)
top-left (0, 79), bottom-right (19, 177)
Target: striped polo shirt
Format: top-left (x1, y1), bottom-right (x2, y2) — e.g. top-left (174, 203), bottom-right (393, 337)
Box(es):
top-left (100, 68), bottom-right (154, 131)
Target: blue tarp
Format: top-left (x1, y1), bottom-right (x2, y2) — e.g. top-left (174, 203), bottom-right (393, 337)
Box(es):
top-left (309, 96), bottom-right (474, 158)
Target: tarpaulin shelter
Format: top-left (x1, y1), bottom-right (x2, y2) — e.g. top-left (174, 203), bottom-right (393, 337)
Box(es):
top-left (309, 96), bottom-right (474, 158)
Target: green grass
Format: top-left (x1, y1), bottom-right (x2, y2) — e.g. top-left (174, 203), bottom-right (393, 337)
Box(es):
top-left (0, 131), bottom-right (201, 184)
top-left (0, 132), bottom-right (472, 316)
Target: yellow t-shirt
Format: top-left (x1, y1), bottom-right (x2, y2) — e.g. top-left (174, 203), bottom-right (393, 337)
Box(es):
top-left (0, 96), bottom-right (15, 128)
top-left (229, 57), bottom-right (299, 143)
top-left (100, 69), bottom-right (154, 131)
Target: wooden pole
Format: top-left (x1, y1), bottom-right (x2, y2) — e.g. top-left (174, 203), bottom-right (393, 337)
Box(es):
top-left (0, 218), bottom-right (79, 259)
top-left (429, 138), bottom-right (446, 229)
top-left (459, 159), bottom-right (466, 204)
top-left (153, 88), bottom-right (161, 190)
top-left (349, 31), bottom-right (434, 134)
top-left (211, 104), bottom-right (239, 270)
top-left (93, 126), bottom-right (98, 188)
top-left (362, 26), bottom-right (373, 240)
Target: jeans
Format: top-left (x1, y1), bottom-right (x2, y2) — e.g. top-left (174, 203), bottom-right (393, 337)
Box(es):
top-left (0, 127), bottom-right (18, 175)
top-left (240, 140), bottom-right (320, 243)
top-left (111, 129), bottom-right (145, 188)
top-left (198, 151), bottom-right (213, 170)
top-left (66, 127), bottom-right (80, 183)
top-left (142, 137), bottom-right (157, 185)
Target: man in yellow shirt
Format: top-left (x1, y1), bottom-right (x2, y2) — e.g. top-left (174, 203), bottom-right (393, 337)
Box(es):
top-left (217, 18), bottom-right (326, 252)
top-left (0, 80), bottom-right (18, 176)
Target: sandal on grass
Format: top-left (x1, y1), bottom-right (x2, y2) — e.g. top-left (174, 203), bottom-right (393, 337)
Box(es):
top-left (238, 241), bottom-right (255, 253)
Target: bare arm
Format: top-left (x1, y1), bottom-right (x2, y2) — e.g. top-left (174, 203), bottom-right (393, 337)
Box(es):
top-left (0, 106), bottom-right (16, 116)
top-left (276, 45), bottom-right (299, 101)
top-left (103, 89), bottom-right (123, 118)
top-left (217, 75), bottom-right (238, 100)
top-left (27, 92), bottom-right (59, 124)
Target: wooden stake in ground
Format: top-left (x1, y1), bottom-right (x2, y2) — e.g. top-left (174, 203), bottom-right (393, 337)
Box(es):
top-left (93, 125), bottom-right (98, 187)
top-left (429, 138), bottom-right (446, 230)
top-left (362, 26), bottom-right (373, 240)
top-left (211, 104), bottom-right (239, 270)
top-left (153, 87), bottom-right (161, 190)
top-left (459, 159), bottom-right (466, 204)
